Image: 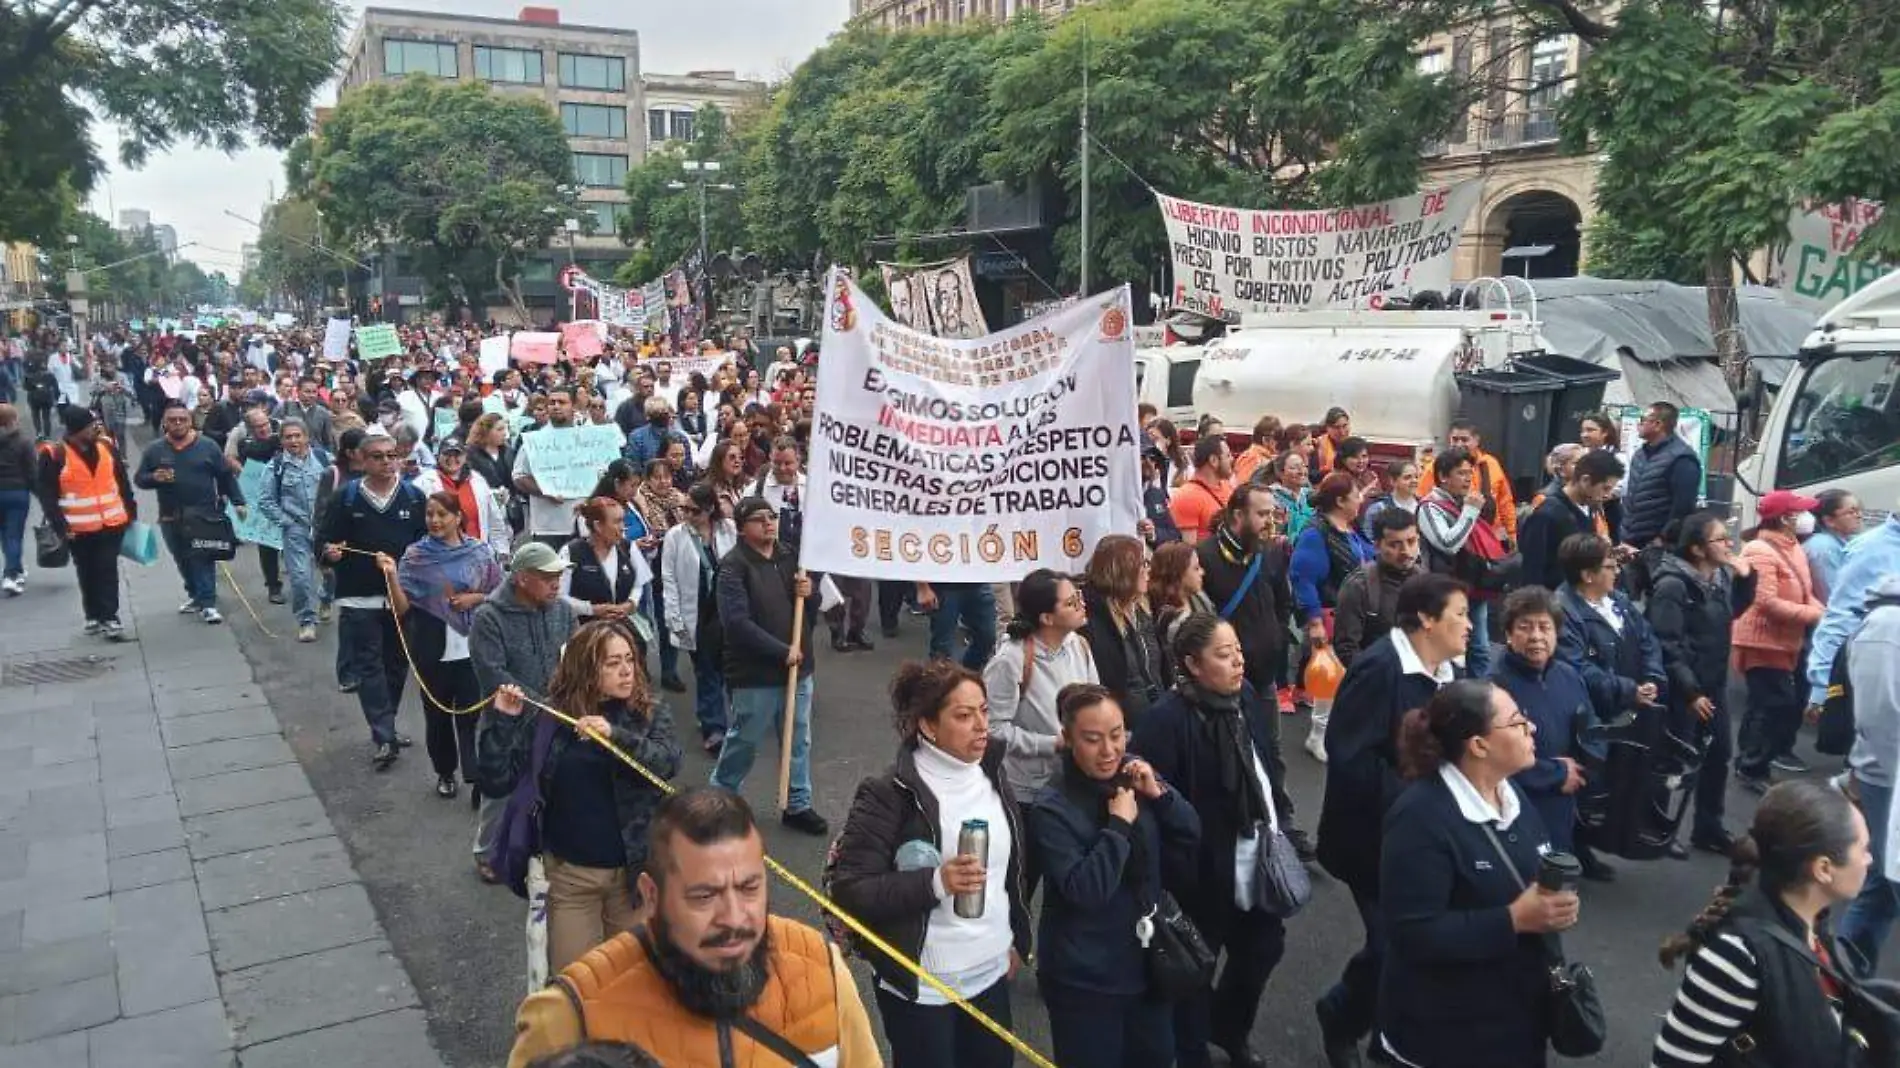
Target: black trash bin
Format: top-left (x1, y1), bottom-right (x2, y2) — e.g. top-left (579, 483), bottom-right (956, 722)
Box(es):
top-left (1455, 368), bottom-right (1560, 504)
top-left (1512, 352), bottom-right (1620, 450)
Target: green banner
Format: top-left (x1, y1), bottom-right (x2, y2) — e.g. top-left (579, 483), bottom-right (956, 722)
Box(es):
top-left (355, 323), bottom-right (402, 360)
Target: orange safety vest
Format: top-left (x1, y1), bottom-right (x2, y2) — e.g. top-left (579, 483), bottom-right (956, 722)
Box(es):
top-left (55, 443), bottom-right (131, 534)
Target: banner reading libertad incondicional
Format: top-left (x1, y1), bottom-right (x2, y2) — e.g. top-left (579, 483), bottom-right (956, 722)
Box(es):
top-left (1155, 181), bottom-right (1483, 321)
top-left (802, 270), bottom-right (1141, 582)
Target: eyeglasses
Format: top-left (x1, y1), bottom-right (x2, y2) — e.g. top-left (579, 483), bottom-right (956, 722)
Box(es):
top-left (1494, 717), bottom-right (1534, 737)
top-left (362, 451), bottom-right (397, 461)
top-left (1061, 594), bottom-right (1084, 608)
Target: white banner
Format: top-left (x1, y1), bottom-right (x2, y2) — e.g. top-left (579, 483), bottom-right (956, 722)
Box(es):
top-left (1776, 198), bottom-right (1891, 305)
top-left (879, 257), bottom-right (991, 339)
top-left (321, 318), bottom-right (353, 360)
top-left (803, 270), bottom-right (1141, 582)
top-left (478, 334), bottom-right (511, 378)
top-left (1155, 181), bottom-right (1483, 321)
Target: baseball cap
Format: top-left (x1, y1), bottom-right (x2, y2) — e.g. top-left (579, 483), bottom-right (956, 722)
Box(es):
top-left (733, 496), bottom-right (777, 525)
top-left (436, 437), bottom-right (466, 455)
top-left (509, 542), bottom-right (572, 575)
top-left (1757, 489), bottom-right (1821, 521)
top-left (244, 388), bottom-right (274, 407)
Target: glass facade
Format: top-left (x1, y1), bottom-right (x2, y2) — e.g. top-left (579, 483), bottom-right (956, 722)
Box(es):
top-left (562, 103), bottom-right (627, 139)
top-left (572, 152), bottom-right (629, 188)
top-left (383, 39), bottom-right (458, 77)
top-left (474, 46), bottom-right (543, 84)
top-left (558, 53), bottom-right (626, 91)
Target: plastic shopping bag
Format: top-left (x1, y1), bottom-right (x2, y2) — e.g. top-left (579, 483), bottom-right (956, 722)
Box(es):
top-left (119, 522), bottom-right (161, 567)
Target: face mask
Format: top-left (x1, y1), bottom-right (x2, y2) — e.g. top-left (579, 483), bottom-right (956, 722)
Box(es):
top-left (1794, 512), bottom-right (1817, 537)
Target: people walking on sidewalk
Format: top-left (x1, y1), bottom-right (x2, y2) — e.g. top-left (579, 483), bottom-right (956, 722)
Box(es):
top-left (383, 491), bottom-right (504, 799)
top-left (136, 401), bottom-right (245, 625)
top-left (710, 495), bottom-right (828, 836)
top-left (34, 406), bottom-right (137, 638)
top-left (481, 622), bottom-right (681, 973)
top-left (0, 404), bottom-right (35, 595)
top-left (319, 432), bottom-right (429, 770)
top-left (228, 403), bottom-right (285, 604)
top-left (660, 481), bottom-right (736, 754)
top-left (470, 542), bottom-right (580, 881)
top-left (258, 419), bottom-right (331, 641)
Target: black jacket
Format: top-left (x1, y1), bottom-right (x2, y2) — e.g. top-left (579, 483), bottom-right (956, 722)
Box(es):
top-left (1318, 632), bottom-right (1460, 895)
top-left (1083, 594), bottom-right (1165, 731)
top-left (828, 741), bottom-right (1033, 1001)
top-left (0, 426), bottom-right (35, 491)
top-left (1379, 774), bottom-right (1555, 1068)
top-left (1026, 767), bottom-right (1200, 997)
top-left (1622, 434), bottom-right (1700, 547)
top-left (1518, 490), bottom-right (1595, 591)
top-left (1195, 533), bottom-right (1291, 694)
top-left (1715, 889), bottom-right (1856, 1067)
top-left (716, 540), bottom-right (820, 689)
top-left (476, 697), bottom-right (682, 902)
top-left (1647, 554), bottom-right (1758, 706)
top-left (1129, 683), bottom-right (1285, 941)
top-left (1333, 559), bottom-right (1420, 668)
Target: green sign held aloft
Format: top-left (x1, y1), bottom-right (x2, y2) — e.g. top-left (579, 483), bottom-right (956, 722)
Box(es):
top-left (356, 323), bottom-right (402, 360)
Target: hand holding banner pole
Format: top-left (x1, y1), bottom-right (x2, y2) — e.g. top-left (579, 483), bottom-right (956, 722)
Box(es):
top-left (778, 569), bottom-right (808, 812)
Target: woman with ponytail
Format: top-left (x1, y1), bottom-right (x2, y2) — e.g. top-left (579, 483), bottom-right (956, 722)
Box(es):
top-left (983, 569), bottom-right (1098, 806)
top-left (1653, 781), bottom-right (1873, 1066)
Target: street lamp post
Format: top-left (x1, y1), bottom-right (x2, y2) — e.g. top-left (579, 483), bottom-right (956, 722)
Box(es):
top-left (667, 160), bottom-right (735, 319)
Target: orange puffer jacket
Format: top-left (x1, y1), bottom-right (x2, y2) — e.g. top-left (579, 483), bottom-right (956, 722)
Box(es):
top-left (1731, 530), bottom-right (1824, 672)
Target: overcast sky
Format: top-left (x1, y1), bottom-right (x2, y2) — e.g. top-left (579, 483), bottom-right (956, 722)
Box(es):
top-left (87, 0), bottom-right (844, 278)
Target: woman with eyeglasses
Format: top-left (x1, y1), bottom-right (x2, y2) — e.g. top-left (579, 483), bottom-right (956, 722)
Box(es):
top-left (704, 439), bottom-right (749, 519)
top-left (660, 482), bottom-right (737, 754)
top-left (379, 490), bottom-right (504, 798)
top-left (1084, 534), bottom-right (1167, 732)
top-left (985, 569), bottom-right (1100, 808)
top-left (1803, 489), bottom-right (1863, 602)
top-left (1378, 679), bottom-right (1577, 1068)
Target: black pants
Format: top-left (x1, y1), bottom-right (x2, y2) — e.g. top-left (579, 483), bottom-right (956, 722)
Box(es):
top-left (29, 400), bottom-right (54, 440)
top-left (1737, 666), bottom-right (1803, 780)
top-left (1176, 905), bottom-right (1286, 1065)
top-left (1318, 883), bottom-right (1383, 1045)
top-left (877, 579), bottom-right (913, 632)
top-left (407, 611), bottom-right (479, 778)
top-left (874, 977), bottom-right (1014, 1068)
top-left (70, 527), bottom-right (126, 624)
top-left (1692, 696), bottom-right (1734, 842)
top-left (257, 544), bottom-right (280, 592)
top-left (1046, 981), bottom-right (1173, 1068)
top-left (338, 607), bottom-right (407, 746)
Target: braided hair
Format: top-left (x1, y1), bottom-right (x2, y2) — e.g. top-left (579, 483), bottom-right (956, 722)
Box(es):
top-left (1658, 781), bottom-right (1861, 967)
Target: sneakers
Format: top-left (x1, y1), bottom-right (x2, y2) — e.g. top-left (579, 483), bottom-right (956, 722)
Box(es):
top-left (846, 632), bottom-right (875, 652)
top-left (781, 808), bottom-right (830, 836)
top-left (660, 676), bottom-right (687, 694)
top-left (435, 775), bottom-right (458, 799)
top-left (1276, 687), bottom-right (1297, 715)
top-left (1770, 754), bottom-right (1810, 774)
top-left (318, 603), bottom-right (333, 622)
top-left (267, 588), bottom-right (285, 605)
top-left (200, 607), bottom-right (223, 625)
top-left (371, 742), bottom-right (398, 770)
top-left (297, 625), bottom-right (317, 643)
top-left (83, 619), bottom-right (103, 635)
top-left (0, 574), bottom-right (22, 596)
top-left (178, 600), bottom-right (200, 614)
top-left (1304, 729), bottom-right (1328, 763)
top-left (1738, 772), bottom-right (1771, 797)
top-left (101, 619), bottom-right (126, 642)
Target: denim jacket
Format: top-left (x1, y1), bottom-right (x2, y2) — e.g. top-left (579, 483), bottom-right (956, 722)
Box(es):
top-left (259, 447), bottom-right (332, 531)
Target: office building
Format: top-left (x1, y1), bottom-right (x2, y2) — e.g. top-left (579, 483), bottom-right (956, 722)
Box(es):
top-left (850, 0), bottom-right (1083, 29)
top-left (643, 70), bottom-right (765, 149)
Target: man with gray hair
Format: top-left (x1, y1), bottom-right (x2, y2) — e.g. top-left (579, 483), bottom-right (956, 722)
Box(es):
top-left (624, 395), bottom-right (685, 470)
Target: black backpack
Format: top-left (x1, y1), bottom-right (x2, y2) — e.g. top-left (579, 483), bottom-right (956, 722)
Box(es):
top-left (1817, 595), bottom-right (1900, 756)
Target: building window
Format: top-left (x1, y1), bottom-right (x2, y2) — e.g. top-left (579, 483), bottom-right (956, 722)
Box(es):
top-left (474, 46), bottom-right (542, 84)
top-left (573, 152), bottom-right (629, 188)
top-left (562, 103), bottom-right (627, 139)
top-left (383, 39), bottom-right (458, 78)
top-left (558, 53), bottom-right (626, 92)
top-left (1527, 37), bottom-right (1571, 138)
top-left (582, 203), bottom-right (622, 235)
top-left (648, 109), bottom-right (669, 143)
top-left (1417, 48), bottom-right (1446, 76)
top-left (670, 110), bottom-right (696, 142)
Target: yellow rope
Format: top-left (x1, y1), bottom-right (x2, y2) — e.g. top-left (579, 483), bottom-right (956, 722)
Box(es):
top-left (335, 544), bottom-right (493, 716)
top-left (219, 562), bottom-right (279, 639)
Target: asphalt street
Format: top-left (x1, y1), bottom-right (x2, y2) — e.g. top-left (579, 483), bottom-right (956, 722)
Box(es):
top-left (207, 544), bottom-right (1862, 1068)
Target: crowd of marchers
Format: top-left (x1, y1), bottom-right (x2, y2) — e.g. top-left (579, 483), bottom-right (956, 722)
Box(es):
top-left (5, 320), bottom-right (1900, 1068)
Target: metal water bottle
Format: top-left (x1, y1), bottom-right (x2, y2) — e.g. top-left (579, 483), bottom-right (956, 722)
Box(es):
top-left (954, 819), bottom-right (989, 919)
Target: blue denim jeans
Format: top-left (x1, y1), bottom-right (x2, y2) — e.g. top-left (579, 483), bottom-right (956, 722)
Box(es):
top-left (927, 582), bottom-right (997, 670)
top-left (0, 487), bottom-right (29, 577)
top-left (691, 646), bottom-right (727, 742)
top-left (159, 518), bottom-right (218, 608)
top-left (1840, 780), bottom-right (1900, 972)
top-left (1464, 597), bottom-right (1492, 677)
top-left (711, 676), bottom-right (813, 813)
top-left (280, 523), bottom-right (319, 626)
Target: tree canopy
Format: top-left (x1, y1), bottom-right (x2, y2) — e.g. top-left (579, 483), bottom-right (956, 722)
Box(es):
top-left (0, 0), bottom-right (346, 245)
top-left (291, 77), bottom-right (578, 322)
top-left (614, 105), bottom-right (751, 287)
top-left (249, 196), bottom-right (350, 318)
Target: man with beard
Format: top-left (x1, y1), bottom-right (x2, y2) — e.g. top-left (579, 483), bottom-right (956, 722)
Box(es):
top-left (504, 788), bottom-right (880, 1068)
top-left (514, 386), bottom-right (585, 550)
top-left (137, 401), bottom-right (246, 624)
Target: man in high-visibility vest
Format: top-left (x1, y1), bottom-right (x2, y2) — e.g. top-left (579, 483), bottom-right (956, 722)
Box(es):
top-left (35, 406), bottom-right (138, 640)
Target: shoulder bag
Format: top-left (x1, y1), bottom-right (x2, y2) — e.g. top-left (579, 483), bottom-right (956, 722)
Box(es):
top-left (1218, 552), bottom-right (1263, 620)
top-left (1479, 822), bottom-right (1606, 1057)
top-left (1251, 770), bottom-right (1312, 917)
top-left (179, 504), bottom-right (239, 562)
top-left (1751, 921), bottom-right (1900, 1066)
top-left (491, 713), bottom-right (560, 899)
top-left (1137, 883), bottom-right (1217, 1001)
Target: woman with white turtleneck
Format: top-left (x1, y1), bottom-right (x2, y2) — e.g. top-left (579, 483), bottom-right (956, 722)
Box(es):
top-left (830, 659), bottom-right (1033, 1068)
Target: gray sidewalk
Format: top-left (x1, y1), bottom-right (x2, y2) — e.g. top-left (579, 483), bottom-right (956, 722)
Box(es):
top-left (0, 492), bottom-right (445, 1067)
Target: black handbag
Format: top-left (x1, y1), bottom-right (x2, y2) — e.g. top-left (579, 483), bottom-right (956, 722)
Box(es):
top-left (1754, 923), bottom-right (1900, 1066)
top-left (1139, 889), bottom-right (1217, 1001)
top-left (178, 506), bottom-right (238, 562)
top-left (1480, 823), bottom-right (1607, 1058)
top-left (34, 521), bottom-right (69, 569)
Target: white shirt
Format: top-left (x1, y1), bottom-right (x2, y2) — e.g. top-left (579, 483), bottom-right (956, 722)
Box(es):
top-left (1438, 762), bottom-right (1523, 829)
top-left (1583, 592), bottom-right (1625, 634)
top-left (1391, 627), bottom-right (1458, 685)
top-left (396, 389), bottom-right (431, 439)
top-left (897, 740), bottom-right (1014, 1006)
top-left (511, 425), bottom-right (584, 536)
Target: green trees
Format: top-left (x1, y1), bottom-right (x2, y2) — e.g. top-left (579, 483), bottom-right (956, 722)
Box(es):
top-left (0, 0), bottom-right (346, 244)
top-left (615, 105), bottom-right (751, 286)
top-left (250, 197), bottom-right (347, 318)
top-left (291, 78), bottom-right (577, 322)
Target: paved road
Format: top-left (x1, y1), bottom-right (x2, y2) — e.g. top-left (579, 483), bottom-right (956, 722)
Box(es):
top-left (202, 532), bottom-right (1880, 1068)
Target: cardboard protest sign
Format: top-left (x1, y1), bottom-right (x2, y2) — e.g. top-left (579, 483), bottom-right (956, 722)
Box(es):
top-left (511, 332), bottom-right (561, 365)
top-left (1776, 198), bottom-right (1890, 304)
top-left (1154, 181), bottom-right (1482, 321)
top-left (802, 269), bottom-right (1141, 582)
top-left (322, 318), bottom-right (353, 360)
top-left (478, 334), bottom-right (512, 378)
top-left (272, 312), bottom-right (295, 328)
top-left (354, 323), bottom-right (402, 360)
top-left (228, 460), bottom-right (282, 550)
top-left (433, 406), bottom-right (460, 442)
top-left (561, 320), bottom-right (606, 361)
top-left (516, 423), bottom-right (625, 498)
